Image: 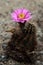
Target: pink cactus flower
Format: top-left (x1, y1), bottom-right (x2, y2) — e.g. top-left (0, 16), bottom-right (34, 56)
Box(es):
top-left (11, 8), bottom-right (32, 23)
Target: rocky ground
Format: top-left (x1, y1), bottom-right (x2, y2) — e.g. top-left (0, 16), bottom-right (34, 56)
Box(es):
top-left (0, 0), bottom-right (43, 65)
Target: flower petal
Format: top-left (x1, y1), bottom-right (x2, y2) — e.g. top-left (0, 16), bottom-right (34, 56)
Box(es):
top-left (22, 9), bottom-right (29, 15)
top-left (21, 20), bottom-right (25, 23)
top-left (11, 12), bottom-right (17, 21)
top-left (16, 8), bottom-right (23, 14)
top-left (16, 18), bottom-right (24, 23)
top-left (14, 10), bottom-right (18, 15)
top-left (25, 12), bottom-right (31, 18)
top-left (23, 16), bottom-right (32, 21)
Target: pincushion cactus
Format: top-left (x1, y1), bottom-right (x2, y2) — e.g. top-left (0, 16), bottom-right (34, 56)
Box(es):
top-left (4, 8), bottom-right (37, 64)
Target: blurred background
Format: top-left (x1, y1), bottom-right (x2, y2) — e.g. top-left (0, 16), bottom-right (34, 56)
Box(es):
top-left (0, 0), bottom-right (43, 65)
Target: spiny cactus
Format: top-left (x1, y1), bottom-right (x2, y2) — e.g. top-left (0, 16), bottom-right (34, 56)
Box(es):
top-left (5, 22), bottom-right (37, 63)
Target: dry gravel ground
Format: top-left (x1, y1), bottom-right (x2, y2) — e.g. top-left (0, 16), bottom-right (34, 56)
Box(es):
top-left (0, 0), bottom-right (43, 65)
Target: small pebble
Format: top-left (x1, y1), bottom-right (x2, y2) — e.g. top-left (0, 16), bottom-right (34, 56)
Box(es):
top-left (0, 54), bottom-right (8, 62)
top-left (2, 43), bottom-right (7, 50)
top-left (0, 64), bottom-right (3, 65)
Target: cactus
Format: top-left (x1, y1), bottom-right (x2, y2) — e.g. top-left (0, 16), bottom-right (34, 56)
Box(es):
top-left (5, 22), bottom-right (37, 63)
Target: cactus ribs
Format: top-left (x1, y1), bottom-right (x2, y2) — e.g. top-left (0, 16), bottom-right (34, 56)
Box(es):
top-left (5, 22), bottom-right (37, 63)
